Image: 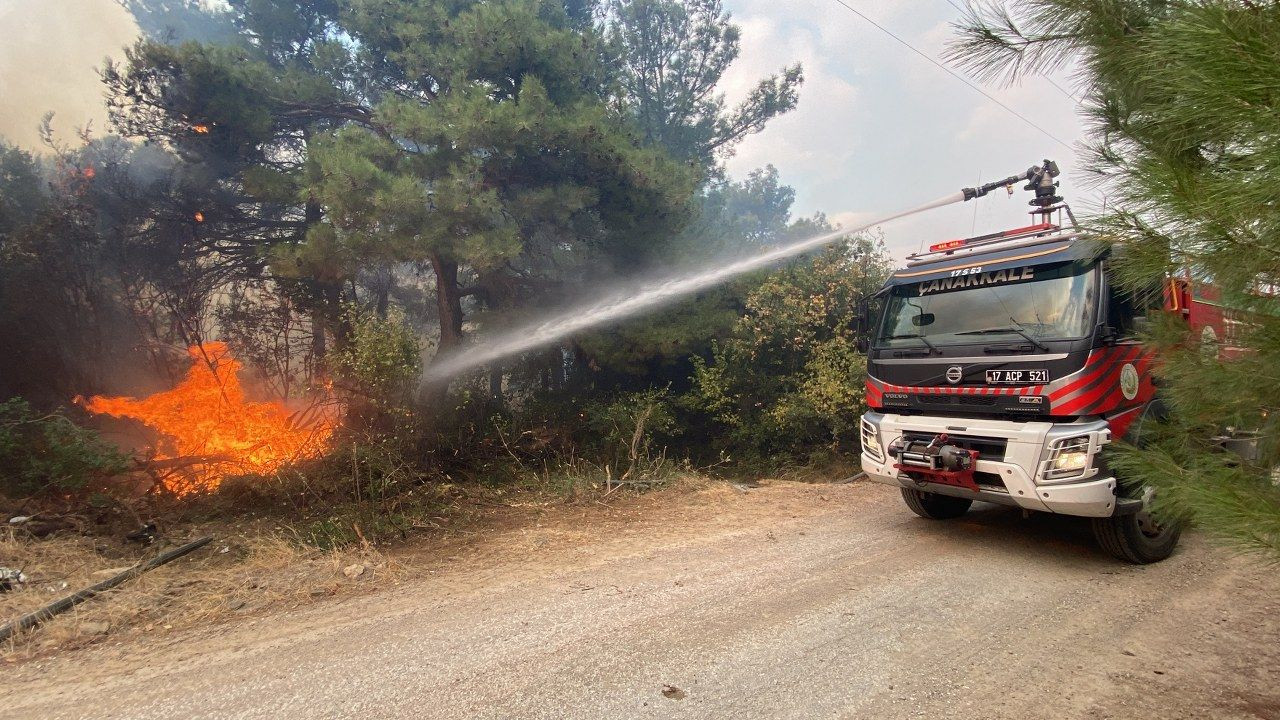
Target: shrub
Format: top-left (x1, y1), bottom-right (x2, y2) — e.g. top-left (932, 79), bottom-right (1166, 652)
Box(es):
top-left (218, 429), bottom-right (442, 549)
top-left (0, 397), bottom-right (131, 497)
top-left (689, 237), bottom-right (891, 462)
top-left (580, 388), bottom-right (679, 485)
top-left (330, 305), bottom-right (422, 418)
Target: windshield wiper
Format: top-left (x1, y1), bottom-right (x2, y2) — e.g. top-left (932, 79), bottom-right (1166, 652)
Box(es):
top-left (955, 326), bottom-right (1050, 352)
top-left (882, 333), bottom-right (940, 354)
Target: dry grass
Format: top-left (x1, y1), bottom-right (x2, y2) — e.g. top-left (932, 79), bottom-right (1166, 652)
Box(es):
top-left (0, 525), bottom-right (399, 662)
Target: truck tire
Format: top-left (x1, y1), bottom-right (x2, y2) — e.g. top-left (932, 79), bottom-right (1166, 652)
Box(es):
top-left (900, 487), bottom-right (972, 519)
top-left (1092, 509), bottom-right (1181, 564)
top-left (1092, 407), bottom-right (1181, 563)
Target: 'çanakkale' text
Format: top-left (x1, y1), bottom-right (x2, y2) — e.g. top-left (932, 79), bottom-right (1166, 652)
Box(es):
top-left (917, 267), bottom-right (1034, 296)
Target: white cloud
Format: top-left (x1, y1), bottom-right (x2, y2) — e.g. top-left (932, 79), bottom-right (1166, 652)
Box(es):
top-left (720, 0), bottom-right (1094, 264)
top-left (720, 9), bottom-right (863, 187)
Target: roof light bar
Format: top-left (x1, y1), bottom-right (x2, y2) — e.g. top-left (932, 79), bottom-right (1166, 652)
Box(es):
top-left (911, 222), bottom-right (1061, 262)
top-left (928, 239), bottom-right (967, 252)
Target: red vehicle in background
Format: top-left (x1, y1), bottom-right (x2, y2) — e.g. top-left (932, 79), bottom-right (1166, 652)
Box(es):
top-left (857, 161), bottom-right (1238, 563)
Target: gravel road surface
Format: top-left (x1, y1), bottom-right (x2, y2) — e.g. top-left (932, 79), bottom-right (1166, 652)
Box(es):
top-left (5, 481), bottom-right (1279, 719)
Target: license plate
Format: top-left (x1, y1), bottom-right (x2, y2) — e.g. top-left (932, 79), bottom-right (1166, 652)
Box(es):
top-left (986, 368), bottom-right (1048, 384)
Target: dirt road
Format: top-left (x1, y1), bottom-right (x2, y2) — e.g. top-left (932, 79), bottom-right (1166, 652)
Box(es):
top-left (5, 481), bottom-right (1280, 719)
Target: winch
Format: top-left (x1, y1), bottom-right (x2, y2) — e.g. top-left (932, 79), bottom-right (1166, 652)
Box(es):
top-left (887, 433), bottom-right (981, 491)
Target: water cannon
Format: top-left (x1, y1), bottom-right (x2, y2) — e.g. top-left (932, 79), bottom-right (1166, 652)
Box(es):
top-left (960, 158), bottom-right (1070, 225)
top-left (1024, 159), bottom-right (1062, 209)
top-left (961, 159), bottom-right (1062, 206)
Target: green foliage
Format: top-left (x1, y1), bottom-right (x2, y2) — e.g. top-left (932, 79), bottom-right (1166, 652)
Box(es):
top-left (0, 398), bottom-right (131, 498)
top-left (605, 0), bottom-right (803, 168)
top-left (0, 139), bottom-right (152, 405)
top-left (219, 430), bottom-right (441, 549)
top-left (0, 143), bottom-right (46, 236)
top-left (294, 437), bottom-right (428, 549)
top-left (690, 237), bottom-right (892, 461)
top-left (330, 305), bottom-right (422, 410)
top-left (0, 0), bottom-right (838, 525)
top-left (951, 1), bottom-right (1280, 556)
top-left (580, 387), bottom-right (677, 465)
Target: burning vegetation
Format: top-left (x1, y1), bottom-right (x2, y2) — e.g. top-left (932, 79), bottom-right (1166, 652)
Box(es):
top-left (82, 343), bottom-right (337, 496)
top-left (1, 0), bottom-right (851, 538)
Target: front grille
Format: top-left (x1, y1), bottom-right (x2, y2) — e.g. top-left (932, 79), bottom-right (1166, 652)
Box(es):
top-left (916, 394), bottom-right (998, 407)
top-left (902, 431), bottom-right (1008, 462)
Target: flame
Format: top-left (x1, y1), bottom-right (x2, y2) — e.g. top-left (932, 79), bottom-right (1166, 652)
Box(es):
top-left (193, 211), bottom-right (205, 223)
top-left (83, 166), bottom-right (96, 179)
top-left (84, 343), bottom-right (337, 495)
top-left (192, 124), bottom-right (210, 134)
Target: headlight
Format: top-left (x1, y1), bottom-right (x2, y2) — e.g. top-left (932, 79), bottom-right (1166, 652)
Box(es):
top-left (861, 417), bottom-right (884, 462)
top-left (1040, 435), bottom-right (1094, 483)
top-left (1052, 449), bottom-right (1089, 473)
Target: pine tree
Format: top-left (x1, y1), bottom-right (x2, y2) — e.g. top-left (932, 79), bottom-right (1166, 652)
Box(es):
top-left (949, 1), bottom-right (1280, 557)
top-left (604, 0), bottom-right (803, 171)
top-left (568, 1), bottom-right (807, 387)
top-left (105, 0), bottom-right (697, 373)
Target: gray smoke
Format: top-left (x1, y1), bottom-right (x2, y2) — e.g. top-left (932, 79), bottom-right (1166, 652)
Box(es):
top-left (0, 0), bottom-right (139, 149)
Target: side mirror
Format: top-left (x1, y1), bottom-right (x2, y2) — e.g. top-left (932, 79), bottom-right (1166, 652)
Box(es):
top-left (854, 298), bottom-right (872, 354)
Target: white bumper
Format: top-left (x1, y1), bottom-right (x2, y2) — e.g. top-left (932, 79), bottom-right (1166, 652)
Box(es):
top-left (859, 411), bottom-right (1121, 518)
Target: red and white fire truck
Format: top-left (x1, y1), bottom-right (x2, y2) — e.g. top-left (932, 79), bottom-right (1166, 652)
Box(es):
top-left (857, 160), bottom-right (1230, 563)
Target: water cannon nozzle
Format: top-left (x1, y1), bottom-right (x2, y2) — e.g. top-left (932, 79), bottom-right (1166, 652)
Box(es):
top-left (962, 159), bottom-right (1064, 209)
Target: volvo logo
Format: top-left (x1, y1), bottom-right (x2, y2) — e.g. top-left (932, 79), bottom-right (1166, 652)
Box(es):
top-left (945, 366), bottom-right (964, 384)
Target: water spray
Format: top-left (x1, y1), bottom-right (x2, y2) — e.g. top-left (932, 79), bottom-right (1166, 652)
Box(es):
top-left (424, 161), bottom-right (1056, 382)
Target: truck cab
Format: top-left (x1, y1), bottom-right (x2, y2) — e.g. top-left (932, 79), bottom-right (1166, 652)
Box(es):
top-left (858, 221), bottom-right (1181, 563)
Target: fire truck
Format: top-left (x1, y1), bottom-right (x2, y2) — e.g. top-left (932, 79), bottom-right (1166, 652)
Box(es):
top-left (857, 160), bottom-right (1222, 563)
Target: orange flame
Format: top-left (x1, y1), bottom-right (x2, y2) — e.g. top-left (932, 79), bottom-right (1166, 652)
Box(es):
top-left (84, 343), bottom-right (337, 495)
top-left (83, 166), bottom-right (96, 179)
top-left (192, 124), bottom-right (210, 134)
top-left (193, 211), bottom-right (205, 223)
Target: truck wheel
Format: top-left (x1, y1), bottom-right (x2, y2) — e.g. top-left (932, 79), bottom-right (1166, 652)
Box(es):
top-left (900, 487), bottom-right (972, 519)
top-left (1092, 502), bottom-right (1181, 564)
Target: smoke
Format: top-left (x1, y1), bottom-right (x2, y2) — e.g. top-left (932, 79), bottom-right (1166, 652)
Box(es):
top-left (424, 191), bottom-right (965, 382)
top-left (0, 1), bottom-right (237, 151)
top-left (0, 0), bottom-right (139, 149)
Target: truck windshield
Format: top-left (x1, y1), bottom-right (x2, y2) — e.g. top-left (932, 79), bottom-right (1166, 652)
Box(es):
top-left (877, 262), bottom-right (1097, 348)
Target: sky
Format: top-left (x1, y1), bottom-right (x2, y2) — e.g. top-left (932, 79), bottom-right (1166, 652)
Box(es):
top-left (717, 0), bottom-right (1093, 260)
top-left (0, 0), bottom-right (1094, 263)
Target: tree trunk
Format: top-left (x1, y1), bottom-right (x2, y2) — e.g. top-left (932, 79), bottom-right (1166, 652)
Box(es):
top-left (489, 364), bottom-right (503, 400)
top-left (301, 194), bottom-right (345, 360)
top-left (323, 282), bottom-right (348, 350)
top-left (422, 253), bottom-right (465, 409)
top-left (311, 309), bottom-right (327, 362)
top-left (429, 252), bottom-right (464, 354)
top-left (374, 272), bottom-right (391, 319)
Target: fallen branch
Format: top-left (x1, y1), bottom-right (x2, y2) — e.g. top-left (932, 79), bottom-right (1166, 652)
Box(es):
top-left (0, 536), bottom-right (213, 643)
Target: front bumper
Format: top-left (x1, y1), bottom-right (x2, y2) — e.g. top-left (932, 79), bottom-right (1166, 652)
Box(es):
top-left (860, 411), bottom-right (1123, 518)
